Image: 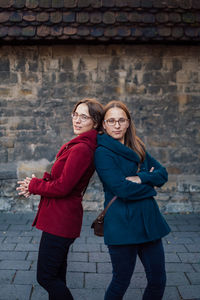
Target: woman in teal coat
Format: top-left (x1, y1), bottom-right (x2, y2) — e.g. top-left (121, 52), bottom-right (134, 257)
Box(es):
top-left (95, 100), bottom-right (170, 300)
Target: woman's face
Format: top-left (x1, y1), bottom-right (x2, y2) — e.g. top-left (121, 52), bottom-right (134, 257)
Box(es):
top-left (72, 103), bottom-right (96, 135)
top-left (103, 107), bottom-right (129, 144)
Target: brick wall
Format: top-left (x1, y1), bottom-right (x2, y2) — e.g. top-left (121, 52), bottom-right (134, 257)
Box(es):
top-left (0, 44), bottom-right (199, 212)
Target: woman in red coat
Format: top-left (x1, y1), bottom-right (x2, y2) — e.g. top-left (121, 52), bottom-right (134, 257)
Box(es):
top-left (17, 98), bottom-right (103, 300)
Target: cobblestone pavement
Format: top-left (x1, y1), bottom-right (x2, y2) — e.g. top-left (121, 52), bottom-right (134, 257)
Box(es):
top-left (0, 212), bottom-right (200, 300)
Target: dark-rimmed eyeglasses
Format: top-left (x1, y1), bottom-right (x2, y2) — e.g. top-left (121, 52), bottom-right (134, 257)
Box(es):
top-left (104, 118), bottom-right (129, 126)
top-left (71, 112), bottom-right (92, 122)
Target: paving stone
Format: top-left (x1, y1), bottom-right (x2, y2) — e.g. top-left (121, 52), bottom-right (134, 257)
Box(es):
top-left (72, 243), bottom-right (100, 252)
top-left (166, 272), bottom-right (190, 286)
top-left (85, 273), bottom-right (112, 288)
top-left (27, 251), bottom-right (38, 260)
top-left (185, 244), bottom-right (200, 252)
top-left (165, 253), bottom-right (181, 262)
top-left (68, 252), bottom-right (88, 262)
top-left (9, 225), bottom-right (32, 231)
top-left (89, 252), bottom-right (110, 262)
top-left (0, 270), bottom-right (15, 284)
top-left (0, 243), bottom-right (16, 250)
top-left (71, 288), bottom-right (105, 300)
top-left (166, 263), bottom-right (194, 272)
top-left (0, 224), bottom-right (9, 230)
top-left (172, 232), bottom-right (200, 238)
top-left (178, 253), bottom-right (200, 263)
top-left (0, 260), bottom-right (31, 270)
top-left (162, 286), bottom-right (181, 300)
top-left (30, 285), bottom-right (48, 300)
top-left (68, 262), bottom-right (96, 272)
top-left (178, 285), bottom-right (200, 299)
top-left (0, 251), bottom-right (27, 260)
top-left (67, 272), bottom-right (84, 288)
top-left (14, 270), bottom-right (37, 284)
top-left (124, 288), bottom-right (143, 299)
top-left (186, 272), bottom-right (200, 284)
top-left (177, 225), bottom-right (200, 232)
top-left (15, 243), bottom-right (38, 251)
top-left (0, 284), bottom-right (32, 300)
top-left (164, 237), bottom-right (194, 244)
top-left (129, 272), bottom-right (147, 288)
top-left (86, 236), bottom-right (104, 244)
top-left (97, 262), bottom-right (112, 273)
top-left (4, 236), bottom-right (32, 244)
top-left (164, 244), bottom-right (188, 252)
top-left (192, 264), bottom-right (200, 272)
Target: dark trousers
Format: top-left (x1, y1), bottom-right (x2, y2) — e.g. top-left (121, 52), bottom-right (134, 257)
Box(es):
top-left (105, 239), bottom-right (166, 300)
top-left (37, 231), bottom-right (75, 300)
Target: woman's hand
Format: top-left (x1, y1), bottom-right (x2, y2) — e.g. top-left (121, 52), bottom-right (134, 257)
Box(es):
top-left (16, 174), bottom-right (36, 198)
top-left (126, 176), bottom-right (142, 184)
top-left (126, 167), bottom-right (154, 184)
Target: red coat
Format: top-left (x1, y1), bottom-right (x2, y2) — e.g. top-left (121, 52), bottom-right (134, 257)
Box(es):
top-left (29, 129), bottom-right (97, 238)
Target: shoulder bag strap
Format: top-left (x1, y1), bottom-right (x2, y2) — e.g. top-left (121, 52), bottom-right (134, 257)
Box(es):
top-left (97, 196), bottom-right (117, 221)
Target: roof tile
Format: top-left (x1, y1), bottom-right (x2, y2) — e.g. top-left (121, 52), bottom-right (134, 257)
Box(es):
top-left (36, 12), bottom-right (49, 22)
top-left (23, 11), bottom-right (36, 21)
top-left (26, 0), bottom-right (38, 9)
top-left (77, 26), bottom-right (90, 36)
top-left (116, 12), bottom-right (129, 23)
top-left (156, 13), bottom-right (169, 23)
top-left (168, 13), bottom-right (181, 23)
top-left (104, 27), bottom-right (117, 37)
top-left (0, 12), bottom-right (10, 22)
top-left (22, 25), bottom-right (36, 36)
top-left (51, 26), bottom-right (63, 36)
top-left (182, 13), bottom-right (196, 23)
top-left (37, 25), bottom-right (50, 36)
top-left (63, 0), bottom-right (77, 8)
top-left (192, 0), bottom-right (200, 9)
top-left (39, 0), bottom-right (51, 8)
top-left (103, 12), bottom-right (116, 24)
top-left (78, 0), bottom-right (90, 8)
top-left (117, 26), bottom-right (131, 37)
top-left (63, 26), bottom-right (77, 35)
top-left (0, 0), bottom-right (14, 8)
top-left (0, 26), bottom-right (8, 37)
top-left (126, 0), bottom-right (140, 8)
top-left (52, 0), bottom-right (64, 8)
top-left (8, 25), bottom-right (21, 36)
top-left (63, 12), bottom-right (75, 23)
top-left (13, 0), bottom-right (25, 8)
top-left (77, 12), bottom-right (89, 23)
top-left (172, 26), bottom-right (184, 38)
top-left (141, 0), bottom-right (153, 8)
top-left (90, 27), bottom-right (104, 37)
top-left (50, 11), bottom-right (63, 23)
top-left (90, 12), bottom-right (102, 24)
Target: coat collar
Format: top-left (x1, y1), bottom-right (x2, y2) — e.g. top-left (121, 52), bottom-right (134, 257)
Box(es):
top-left (97, 133), bottom-right (140, 163)
top-left (57, 129), bottom-right (97, 158)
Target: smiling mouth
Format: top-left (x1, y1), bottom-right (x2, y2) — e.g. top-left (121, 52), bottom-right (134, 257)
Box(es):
top-left (74, 126), bottom-right (82, 130)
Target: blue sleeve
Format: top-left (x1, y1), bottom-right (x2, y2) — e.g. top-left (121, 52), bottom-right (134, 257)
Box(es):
top-left (95, 148), bottom-right (157, 202)
top-left (137, 152), bottom-right (168, 187)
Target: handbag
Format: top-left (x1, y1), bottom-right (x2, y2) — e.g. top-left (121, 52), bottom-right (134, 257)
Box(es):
top-left (91, 196), bottom-right (117, 236)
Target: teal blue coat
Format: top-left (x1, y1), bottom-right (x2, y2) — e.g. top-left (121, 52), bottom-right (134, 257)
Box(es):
top-left (95, 133), bottom-right (170, 245)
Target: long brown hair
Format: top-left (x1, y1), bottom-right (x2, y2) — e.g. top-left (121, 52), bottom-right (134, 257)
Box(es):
top-left (103, 100), bottom-right (146, 162)
top-left (72, 98), bottom-right (104, 132)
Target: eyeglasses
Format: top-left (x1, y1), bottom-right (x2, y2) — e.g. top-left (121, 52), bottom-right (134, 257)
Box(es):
top-left (71, 112), bottom-right (92, 122)
top-left (104, 118), bottom-right (129, 126)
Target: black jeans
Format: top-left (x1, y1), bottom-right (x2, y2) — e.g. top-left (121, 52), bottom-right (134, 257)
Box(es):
top-left (105, 239), bottom-right (166, 300)
top-left (37, 231), bottom-right (75, 300)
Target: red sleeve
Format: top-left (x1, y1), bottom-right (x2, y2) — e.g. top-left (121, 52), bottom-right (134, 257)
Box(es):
top-left (29, 144), bottom-right (93, 198)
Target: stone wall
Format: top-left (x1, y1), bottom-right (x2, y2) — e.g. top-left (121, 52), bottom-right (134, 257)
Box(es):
top-left (0, 44), bottom-right (199, 212)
